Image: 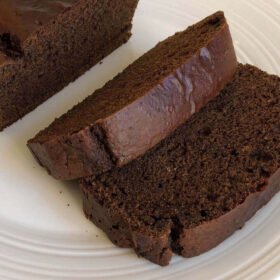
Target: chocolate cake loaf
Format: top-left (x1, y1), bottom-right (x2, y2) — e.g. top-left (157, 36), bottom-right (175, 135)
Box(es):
top-left (81, 64), bottom-right (280, 266)
top-left (28, 12), bottom-right (237, 180)
top-left (0, 0), bottom-right (139, 130)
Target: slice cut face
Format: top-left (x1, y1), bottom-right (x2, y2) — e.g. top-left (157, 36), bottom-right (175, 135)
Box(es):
top-left (28, 11), bottom-right (237, 180)
top-left (81, 64), bottom-right (280, 266)
top-left (0, 0), bottom-right (139, 130)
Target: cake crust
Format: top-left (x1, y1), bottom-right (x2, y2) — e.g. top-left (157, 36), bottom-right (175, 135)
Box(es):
top-left (28, 12), bottom-right (237, 180)
top-left (81, 64), bottom-right (280, 266)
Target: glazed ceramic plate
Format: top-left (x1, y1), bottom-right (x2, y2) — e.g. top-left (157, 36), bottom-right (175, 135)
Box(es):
top-left (0, 0), bottom-right (280, 279)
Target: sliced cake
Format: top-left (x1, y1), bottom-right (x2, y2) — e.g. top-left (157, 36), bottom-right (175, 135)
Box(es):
top-left (0, 0), bottom-right (139, 130)
top-left (28, 12), bottom-right (237, 180)
top-left (81, 64), bottom-right (280, 266)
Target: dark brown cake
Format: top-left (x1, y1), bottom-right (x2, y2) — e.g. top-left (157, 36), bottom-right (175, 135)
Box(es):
top-left (0, 0), bottom-right (139, 130)
top-left (81, 64), bottom-right (280, 266)
top-left (28, 12), bottom-right (237, 180)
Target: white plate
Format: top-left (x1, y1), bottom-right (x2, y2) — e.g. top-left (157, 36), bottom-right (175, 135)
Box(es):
top-left (0, 0), bottom-right (280, 279)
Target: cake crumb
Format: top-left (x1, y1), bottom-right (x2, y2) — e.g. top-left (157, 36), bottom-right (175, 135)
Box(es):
top-left (99, 61), bottom-right (103, 65)
top-left (67, 203), bottom-right (70, 207)
top-left (96, 235), bottom-right (99, 238)
top-left (59, 190), bottom-right (63, 194)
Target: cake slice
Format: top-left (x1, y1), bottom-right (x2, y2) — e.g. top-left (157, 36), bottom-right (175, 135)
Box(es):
top-left (28, 12), bottom-right (237, 180)
top-left (81, 64), bottom-right (280, 266)
top-left (0, 0), bottom-right (139, 130)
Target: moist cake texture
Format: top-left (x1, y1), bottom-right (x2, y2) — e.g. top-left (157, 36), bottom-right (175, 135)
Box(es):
top-left (81, 64), bottom-right (280, 266)
top-left (0, 0), bottom-right (139, 130)
top-left (28, 11), bottom-right (237, 180)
